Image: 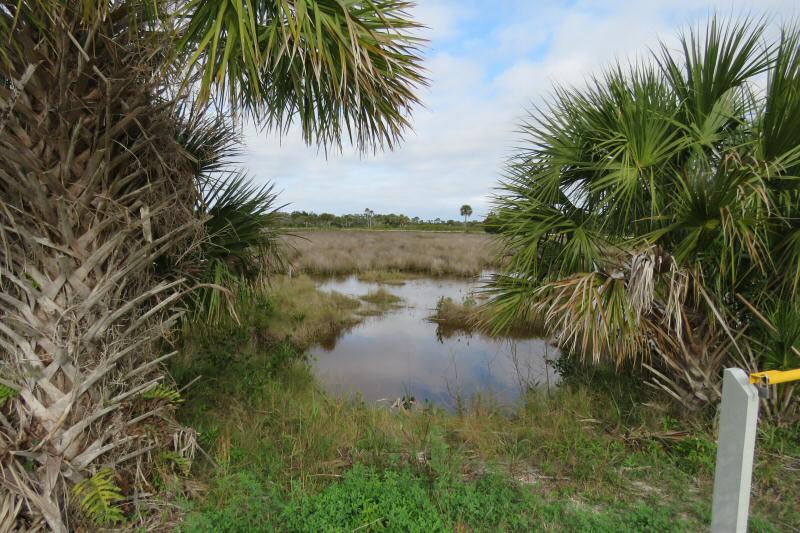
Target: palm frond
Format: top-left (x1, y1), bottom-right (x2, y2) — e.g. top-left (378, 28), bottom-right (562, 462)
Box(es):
top-left (189, 171), bottom-right (285, 323)
top-left (492, 15), bottom-right (800, 416)
top-left (178, 0), bottom-right (427, 151)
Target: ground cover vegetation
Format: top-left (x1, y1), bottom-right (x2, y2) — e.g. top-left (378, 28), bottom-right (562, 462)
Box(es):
top-left (0, 0), bottom-right (425, 529)
top-left (172, 285), bottom-right (800, 531)
top-left (490, 16), bottom-right (800, 422)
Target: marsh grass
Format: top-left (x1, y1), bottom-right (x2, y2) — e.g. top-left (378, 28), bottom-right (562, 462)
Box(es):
top-left (431, 295), bottom-right (548, 339)
top-left (359, 288), bottom-right (404, 309)
top-left (357, 270), bottom-right (421, 285)
top-left (284, 230), bottom-right (501, 277)
top-left (263, 275), bottom-right (363, 349)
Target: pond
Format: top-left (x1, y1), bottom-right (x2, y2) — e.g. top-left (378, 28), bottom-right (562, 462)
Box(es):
top-left (310, 275), bottom-right (559, 409)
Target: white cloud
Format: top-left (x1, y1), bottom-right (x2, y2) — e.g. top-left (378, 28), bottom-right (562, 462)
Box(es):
top-left (241, 0), bottom-right (800, 220)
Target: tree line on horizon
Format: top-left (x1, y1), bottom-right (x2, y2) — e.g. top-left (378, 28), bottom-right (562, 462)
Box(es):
top-left (280, 209), bottom-right (485, 229)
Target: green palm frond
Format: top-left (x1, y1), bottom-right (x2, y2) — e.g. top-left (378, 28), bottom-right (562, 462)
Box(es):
top-left (188, 171), bottom-right (285, 323)
top-left (178, 0), bottom-right (427, 151)
top-left (176, 109), bottom-right (242, 178)
top-left (142, 384), bottom-right (184, 403)
top-left (759, 25), bottom-right (800, 164)
top-left (657, 15), bottom-right (769, 128)
top-left (71, 469), bottom-right (126, 526)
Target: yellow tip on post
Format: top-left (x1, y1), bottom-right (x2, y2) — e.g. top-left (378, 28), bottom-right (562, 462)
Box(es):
top-left (749, 369), bottom-right (800, 386)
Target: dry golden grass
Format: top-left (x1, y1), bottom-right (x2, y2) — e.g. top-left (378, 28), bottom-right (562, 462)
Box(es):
top-left (283, 230), bottom-right (501, 277)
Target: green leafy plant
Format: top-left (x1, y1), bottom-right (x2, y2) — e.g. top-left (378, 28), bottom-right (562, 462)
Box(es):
top-left (161, 451), bottom-right (192, 476)
top-left (71, 469), bottom-right (126, 526)
top-left (0, 383), bottom-right (19, 408)
top-left (143, 384), bottom-right (184, 404)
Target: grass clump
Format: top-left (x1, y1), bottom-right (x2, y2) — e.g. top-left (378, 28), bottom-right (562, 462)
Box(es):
top-left (357, 270), bottom-right (419, 285)
top-left (431, 295), bottom-right (546, 338)
top-left (359, 287), bottom-right (404, 309)
top-left (261, 275), bottom-right (361, 349)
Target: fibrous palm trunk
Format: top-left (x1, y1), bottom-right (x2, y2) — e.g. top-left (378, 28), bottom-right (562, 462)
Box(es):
top-left (0, 3), bottom-right (199, 530)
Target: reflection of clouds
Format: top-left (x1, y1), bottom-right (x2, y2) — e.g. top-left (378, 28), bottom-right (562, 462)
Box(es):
top-left (311, 276), bottom-right (559, 409)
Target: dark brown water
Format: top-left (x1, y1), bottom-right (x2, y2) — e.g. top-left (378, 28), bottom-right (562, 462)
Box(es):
top-left (310, 275), bottom-right (559, 409)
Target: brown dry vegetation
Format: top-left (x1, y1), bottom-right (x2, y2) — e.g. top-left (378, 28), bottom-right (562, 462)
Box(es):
top-left (283, 230), bottom-right (501, 277)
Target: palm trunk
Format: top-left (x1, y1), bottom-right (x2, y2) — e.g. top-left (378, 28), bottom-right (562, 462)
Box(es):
top-left (0, 4), bottom-right (199, 529)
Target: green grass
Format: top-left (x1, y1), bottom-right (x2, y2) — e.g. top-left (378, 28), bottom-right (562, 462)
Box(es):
top-left (183, 461), bottom-right (699, 532)
top-left (172, 284), bottom-right (800, 532)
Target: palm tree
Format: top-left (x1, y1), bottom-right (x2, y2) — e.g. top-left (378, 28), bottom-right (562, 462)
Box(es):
top-left (490, 16), bottom-right (800, 418)
top-left (0, 1), bottom-right (425, 529)
top-left (460, 204), bottom-right (473, 230)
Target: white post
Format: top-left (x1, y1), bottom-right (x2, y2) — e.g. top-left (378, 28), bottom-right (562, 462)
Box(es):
top-left (711, 368), bottom-right (760, 533)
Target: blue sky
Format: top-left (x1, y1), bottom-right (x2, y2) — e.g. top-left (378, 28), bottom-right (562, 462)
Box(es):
top-left (243, 0), bottom-right (798, 221)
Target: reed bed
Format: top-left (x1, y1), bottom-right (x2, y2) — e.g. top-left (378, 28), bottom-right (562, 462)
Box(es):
top-left (283, 230), bottom-right (501, 277)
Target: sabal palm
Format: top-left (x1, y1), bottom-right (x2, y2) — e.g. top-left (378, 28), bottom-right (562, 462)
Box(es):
top-left (0, 0), bottom-right (424, 529)
top-left (491, 17), bottom-right (800, 415)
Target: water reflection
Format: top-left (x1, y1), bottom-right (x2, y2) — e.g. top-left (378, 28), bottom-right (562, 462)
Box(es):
top-left (310, 275), bottom-right (559, 409)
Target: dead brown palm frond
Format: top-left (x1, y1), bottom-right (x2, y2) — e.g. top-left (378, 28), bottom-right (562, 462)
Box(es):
top-left (532, 271), bottom-right (648, 365)
top-left (0, 492), bottom-right (22, 533)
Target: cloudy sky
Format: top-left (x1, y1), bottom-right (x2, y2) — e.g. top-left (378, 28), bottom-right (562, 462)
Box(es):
top-left (243, 0), bottom-right (798, 221)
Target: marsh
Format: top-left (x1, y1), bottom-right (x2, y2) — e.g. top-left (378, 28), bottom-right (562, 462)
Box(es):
top-left (309, 275), bottom-right (558, 409)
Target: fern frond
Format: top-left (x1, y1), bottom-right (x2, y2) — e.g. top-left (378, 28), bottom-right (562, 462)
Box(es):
top-left (142, 384), bottom-right (183, 403)
top-left (71, 469), bottom-right (126, 526)
top-left (161, 451), bottom-right (192, 476)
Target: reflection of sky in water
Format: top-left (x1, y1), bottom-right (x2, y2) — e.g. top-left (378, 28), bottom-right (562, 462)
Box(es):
top-left (310, 276), bottom-right (559, 409)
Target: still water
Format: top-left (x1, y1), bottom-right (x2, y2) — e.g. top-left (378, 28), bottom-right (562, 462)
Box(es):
top-left (310, 275), bottom-right (559, 409)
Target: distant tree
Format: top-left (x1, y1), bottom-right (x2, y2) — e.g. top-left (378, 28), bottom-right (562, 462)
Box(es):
top-left (483, 210), bottom-right (501, 234)
top-left (319, 213), bottom-right (336, 227)
top-left (364, 208), bottom-right (375, 228)
top-left (460, 204), bottom-right (473, 229)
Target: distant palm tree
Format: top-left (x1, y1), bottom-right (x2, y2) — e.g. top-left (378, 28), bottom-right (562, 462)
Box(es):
top-left (460, 204), bottom-right (473, 229)
top-left (365, 208), bottom-right (375, 228)
top-left (490, 16), bottom-right (800, 417)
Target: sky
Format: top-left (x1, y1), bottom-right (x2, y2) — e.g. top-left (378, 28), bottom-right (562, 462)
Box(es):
top-left (242, 0), bottom-right (799, 221)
